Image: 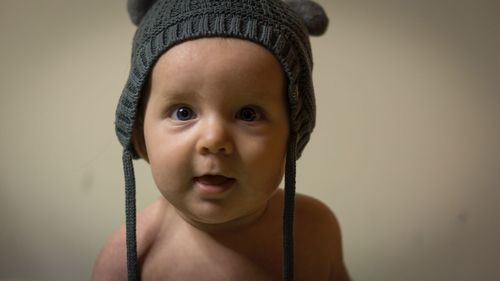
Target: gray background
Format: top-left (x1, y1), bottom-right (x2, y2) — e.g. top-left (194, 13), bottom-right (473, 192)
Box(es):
top-left (1, 0), bottom-right (499, 280)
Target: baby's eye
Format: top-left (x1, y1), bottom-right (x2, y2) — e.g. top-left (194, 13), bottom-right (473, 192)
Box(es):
top-left (171, 106), bottom-right (196, 121)
top-left (236, 107), bottom-right (261, 122)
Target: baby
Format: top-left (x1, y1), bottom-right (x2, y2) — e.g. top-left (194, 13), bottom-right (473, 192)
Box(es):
top-left (92, 0), bottom-right (350, 280)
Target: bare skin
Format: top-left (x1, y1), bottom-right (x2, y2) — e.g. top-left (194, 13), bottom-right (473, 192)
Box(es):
top-left (92, 190), bottom-right (350, 281)
top-left (92, 38), bottom-right (350, 281)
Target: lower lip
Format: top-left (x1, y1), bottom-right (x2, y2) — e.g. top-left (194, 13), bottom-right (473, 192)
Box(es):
top-left (194, 178), bottom-right (235, 194)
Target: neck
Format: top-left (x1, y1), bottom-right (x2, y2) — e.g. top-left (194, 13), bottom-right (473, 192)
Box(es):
top-left (176, 202), bottom-right (269, 236)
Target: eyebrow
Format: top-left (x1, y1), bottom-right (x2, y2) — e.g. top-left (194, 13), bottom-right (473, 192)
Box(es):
top-left (154, 89), bottom-right (202, 103)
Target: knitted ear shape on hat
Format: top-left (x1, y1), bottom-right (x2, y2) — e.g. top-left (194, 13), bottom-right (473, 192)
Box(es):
top-left (127, 0), bottom-right (158, 25)
top-left (284, 0), bottom-right (329, 35)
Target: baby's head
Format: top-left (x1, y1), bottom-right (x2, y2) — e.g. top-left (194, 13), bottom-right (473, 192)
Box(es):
top-left (117, 0), bottom-right (328, 160)
top-left (115, 0), bottom-right (328, 280)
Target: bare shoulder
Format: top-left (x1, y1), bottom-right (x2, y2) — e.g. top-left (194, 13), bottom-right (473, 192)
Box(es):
top-left (91, 198), bottom-right (166, 281)
top-left (295, 193), bottom-right (337, 222)
top-left (294, 193), bottom-right (341, 242)
top-left (294, 193), bottom-right (351, 281)
top-left (91, 222), bottom-right (127, 281)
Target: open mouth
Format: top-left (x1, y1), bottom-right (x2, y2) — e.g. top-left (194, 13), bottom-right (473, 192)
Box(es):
top-left (194, 175), bottom-right (235, 194)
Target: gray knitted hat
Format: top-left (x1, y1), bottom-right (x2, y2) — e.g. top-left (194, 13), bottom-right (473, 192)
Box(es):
top-left (115, 0), bottom-right (328, 280)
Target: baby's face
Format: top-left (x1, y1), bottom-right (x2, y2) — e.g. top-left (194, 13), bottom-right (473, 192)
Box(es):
top-left (143, 38), bottom-right (289, 230)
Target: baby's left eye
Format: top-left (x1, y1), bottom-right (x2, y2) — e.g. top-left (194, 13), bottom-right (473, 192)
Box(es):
top-left (236, 107), bottom-right (261, 122)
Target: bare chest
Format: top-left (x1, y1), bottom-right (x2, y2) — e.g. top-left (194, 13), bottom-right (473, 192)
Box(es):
top-left (140, 235), bottom-right (330, 281)
top-left (140, 234), bottom-right (281, 281)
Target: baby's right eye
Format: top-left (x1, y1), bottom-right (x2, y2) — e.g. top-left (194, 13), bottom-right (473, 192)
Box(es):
top-left (170, 106), bottom-right (196, 121)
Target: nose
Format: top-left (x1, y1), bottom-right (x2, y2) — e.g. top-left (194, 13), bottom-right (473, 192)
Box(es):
top-left (196, 118), bottom-right (234, 155)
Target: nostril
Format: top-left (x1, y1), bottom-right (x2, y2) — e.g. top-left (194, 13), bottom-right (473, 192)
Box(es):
top-left (198, 141), bottom-right (233, 155)
top-left (196, 122), bottom-right (234, 155)
top-left (198, 142), bottom-right (229, 155)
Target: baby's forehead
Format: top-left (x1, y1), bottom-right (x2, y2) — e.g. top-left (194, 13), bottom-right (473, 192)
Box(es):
top-left (150, 38), bottom-right (285, 93)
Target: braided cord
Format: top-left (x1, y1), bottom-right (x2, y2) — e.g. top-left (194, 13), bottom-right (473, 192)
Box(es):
top-left (283, 133), bottom-right (297, 281)
top-left (123, 149), bottom-right (139, 281)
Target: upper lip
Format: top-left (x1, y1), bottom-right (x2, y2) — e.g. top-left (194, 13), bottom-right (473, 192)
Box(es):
top-left (195, 168), bottom-right (233, 176)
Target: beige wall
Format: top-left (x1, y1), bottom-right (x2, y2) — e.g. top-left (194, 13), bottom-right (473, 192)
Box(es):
top-left (1, 1), bottom-right (499, 280)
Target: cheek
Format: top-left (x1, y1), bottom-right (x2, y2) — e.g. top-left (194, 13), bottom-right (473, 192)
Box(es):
top-left (264, 129), bottom-right (288, 181)
top-left (147, 145), bottom-right (194, 200)
top-left (144, 127), bottom-right (190, 188)
top-left (147, 146), bottom-right (173, 191)
top-left (240, 129), bottom-right (288, 180)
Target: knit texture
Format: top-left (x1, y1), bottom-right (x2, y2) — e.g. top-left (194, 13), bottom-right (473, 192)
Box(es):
top-left (122, 150), bottom-right (138, 280)
top-left (115, 1), bottom-right (327, 280)
top-left (283, 133), bottom-right (297, 281)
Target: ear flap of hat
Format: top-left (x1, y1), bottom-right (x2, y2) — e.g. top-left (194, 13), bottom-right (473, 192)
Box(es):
top-left (127, 0), bottom-right (160, 26)
top-left (284, 0), bottom-right (329, 36)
